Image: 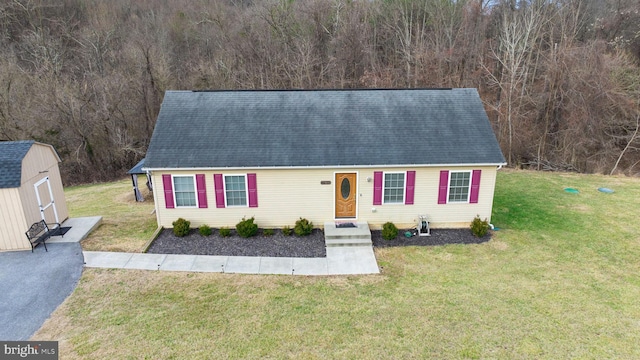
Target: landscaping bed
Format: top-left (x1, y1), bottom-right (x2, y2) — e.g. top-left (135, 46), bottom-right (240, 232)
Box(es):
top-left (147, 227), bottom-right (490, 257)
top-left (147, 228), bottom-right (327, 258)
top-left (371, 228), bottom-right (491, 247)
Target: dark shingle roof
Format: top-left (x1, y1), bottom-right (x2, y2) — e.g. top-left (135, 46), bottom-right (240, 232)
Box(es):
top-left (127, 158), bottom-right (146, 175)
top-left (144, 89), bottom-right (506, 169)
top-left (0, 140), bottom-right (34, 188)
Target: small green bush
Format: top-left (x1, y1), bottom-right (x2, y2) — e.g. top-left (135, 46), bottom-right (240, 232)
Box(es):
top-left (382, 222), bottom-right (399, 240)
top-left (172, 218), bottom-right (190, 237)
top-left (470, 215), bottom-right (490, 238)
top-left (282, 226), bottom-right (292, 236)
top-left (263, 228), bottom-right (274, 236)
top-left (219, 227), bottom-right (231, 237)
top-left (236, 217), bottom-right (258, 238)
top-left (294, 217), bottom-right (313, 236)
top-left (199, 225), bottom-right (212, 236)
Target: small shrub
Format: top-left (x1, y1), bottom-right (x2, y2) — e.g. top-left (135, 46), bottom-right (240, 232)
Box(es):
top-left (382, 222), bottom-right (399, 240)
top-left (219, 227), bottom-right (231, 237)
top-left (236, 217), bottom-right (258, 238)
top-left (263, 228), bottom-right (274, 236)
top-left (470, 215), bottom-right (490, 238)
top-left (199, 225), bottom-right (212, 236)
top-left (172, 218), bottom-right (190, 237)
top-left (282, 225), bottom-right (292, 236)
top-left (294, 217), bottom-right (313, 236)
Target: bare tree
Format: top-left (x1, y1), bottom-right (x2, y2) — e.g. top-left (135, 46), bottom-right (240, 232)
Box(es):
top-left (0, 0), bottom-right (639, 182)
top-left (484, 0), bottom-right (552, 165)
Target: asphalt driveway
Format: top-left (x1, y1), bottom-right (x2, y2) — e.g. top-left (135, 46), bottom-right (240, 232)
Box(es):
top-left (0, 243), bottom-right (84, 340)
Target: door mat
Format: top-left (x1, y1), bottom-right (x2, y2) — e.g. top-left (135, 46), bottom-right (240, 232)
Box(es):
top-left (51, 226), bottom-right (72, 237)
top-left (335, 222), bottom-right (357, 228)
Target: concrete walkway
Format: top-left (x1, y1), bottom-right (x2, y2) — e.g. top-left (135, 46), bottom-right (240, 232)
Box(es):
top-left (51, 216), bottom-right (379, 275)
top-left (84, 246), bottom-right (380, 275)
top-left (0, 216), bottom-right (377, 343)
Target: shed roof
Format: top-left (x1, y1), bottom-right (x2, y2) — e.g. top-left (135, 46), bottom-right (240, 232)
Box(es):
top-left (144, 89), bottom-right (506, 169)
top-left (0, 140), bottom-right (35, 189)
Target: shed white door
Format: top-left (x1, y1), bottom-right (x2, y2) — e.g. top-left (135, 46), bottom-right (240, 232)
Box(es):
top-left (34, 177), bottom-right (60, 224)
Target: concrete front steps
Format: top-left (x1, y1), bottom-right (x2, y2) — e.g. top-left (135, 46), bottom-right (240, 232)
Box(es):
top-left (324, 222), bottom-right (372, 247)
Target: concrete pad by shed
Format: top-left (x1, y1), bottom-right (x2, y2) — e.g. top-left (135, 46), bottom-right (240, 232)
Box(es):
top-left (124, 253), bottom-right (167, 270)
top-left (160, 254), bottom-right (197, 272)
top-left (83, 251), bottom-right (133, 268)
top-left (47, 216), bottom-right (102, 244)
top-left (259, 257), bottom-right (294, 275)
top-left (225, 256), bottom-right (261, 274)
top-left (191, 255), bottom-right (228, 273)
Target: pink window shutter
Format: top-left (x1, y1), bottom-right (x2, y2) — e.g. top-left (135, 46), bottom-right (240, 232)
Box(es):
top-left (373, 171), bottom-right (383, 205)
top-left (214, 174), bottom-right (225, 208)
top-left (438, 170), bottom-right (449, 204)
top-left (470, 170), bottom-right (481, 204)
top-left (247, 173), bottom-right (258, 208)
top-left (405, 171), bottom-right (416, 205)
top-left (162, 174), bottom-right (174, 209)
top-left (196, 174), bottom-right (208, 208)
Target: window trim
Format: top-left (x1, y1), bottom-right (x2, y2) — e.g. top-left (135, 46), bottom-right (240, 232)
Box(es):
top-left (447, 170), bottom-right (472, 203)
top-left (223, 174), bottom-right (248, 207)
top-left (172, 174), bottom-right (198, 208)
top-left (382, 171), bottom-right (406, 205)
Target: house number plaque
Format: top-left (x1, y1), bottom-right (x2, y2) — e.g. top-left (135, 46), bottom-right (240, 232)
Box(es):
top-left (320, 180), bottom-right (331, 185)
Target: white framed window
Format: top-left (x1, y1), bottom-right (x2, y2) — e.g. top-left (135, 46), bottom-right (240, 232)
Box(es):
top-left (448, 171), bottom-right (471, 203)
top-left (173, 175), bottom-right (197, 207)
top-left (383, 172), bottom-right (405, 204)
top-left (224, 174), bottom-right (247, 207)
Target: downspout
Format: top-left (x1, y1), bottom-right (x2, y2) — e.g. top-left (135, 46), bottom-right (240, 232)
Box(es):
top-left (491, 164), bottom-right (505, 229)
top-left (146, 170), bottom-right (156, 215)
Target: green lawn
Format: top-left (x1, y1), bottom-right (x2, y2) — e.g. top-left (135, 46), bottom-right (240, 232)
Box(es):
top-left (64, 178), bottom-right (156, 252)
top-left (35, 170), bottom-right (640, 359)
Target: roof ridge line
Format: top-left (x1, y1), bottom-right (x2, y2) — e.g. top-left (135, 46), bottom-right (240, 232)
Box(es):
top-left (189, 88), bottom-right (455, 93)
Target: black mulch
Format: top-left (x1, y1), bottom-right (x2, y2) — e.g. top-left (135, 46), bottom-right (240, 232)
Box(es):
top-left (147, 228), bottom-right (491, 257)
top-left (371, 228), bottom-right (491, 247)
top-left (147, 228), bottom-right (327, 258)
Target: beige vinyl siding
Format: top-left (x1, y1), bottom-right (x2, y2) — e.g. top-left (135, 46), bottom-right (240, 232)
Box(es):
top-left (359, 166), bottom-right (498, 229)
top-left (0, 143), bottom-right (69, 251)
top-left (152, 166), bottom-right (498, 230)
top-left (154, 169), bottom-right (334, 229)
top-left (0, 188), bottom-right (30, 251)
top-left (19, 144), bottom-right (69, 224)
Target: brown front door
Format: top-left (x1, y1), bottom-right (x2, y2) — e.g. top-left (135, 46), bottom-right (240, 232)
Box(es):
top-left (335, 173), bottom-right (357, 218)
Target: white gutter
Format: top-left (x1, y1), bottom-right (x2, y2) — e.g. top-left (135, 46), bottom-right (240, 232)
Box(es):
top-left (142, 162), bottom-right (508, 172)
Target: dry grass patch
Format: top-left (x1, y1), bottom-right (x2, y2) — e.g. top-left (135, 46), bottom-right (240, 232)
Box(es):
top-left (488, 239), bottom-right (509, 251)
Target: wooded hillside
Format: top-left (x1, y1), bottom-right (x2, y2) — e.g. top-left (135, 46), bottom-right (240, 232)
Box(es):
top-left (1, 0), bottom-right (639, 184)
